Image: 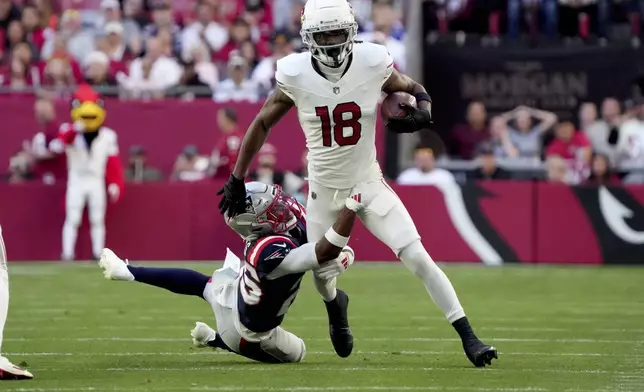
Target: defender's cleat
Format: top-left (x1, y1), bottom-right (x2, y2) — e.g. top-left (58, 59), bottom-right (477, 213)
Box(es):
top-left (0, 357), bottom-right (33, 380)
top-left (324, 289), bottom-right (353, 358)
top-left (463, 340), bottom-right (498, 368)
top-left (98, 248), bottom-right (134, 281)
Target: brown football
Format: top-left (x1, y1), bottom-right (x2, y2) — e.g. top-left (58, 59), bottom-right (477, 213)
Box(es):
top-left (381, 91), bottom-right (417, 121)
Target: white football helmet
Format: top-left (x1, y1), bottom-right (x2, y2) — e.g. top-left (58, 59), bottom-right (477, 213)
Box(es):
top-left (226, 182), bottom-right (299, 241)
top-left (300, 0), bottom-right (358, 67)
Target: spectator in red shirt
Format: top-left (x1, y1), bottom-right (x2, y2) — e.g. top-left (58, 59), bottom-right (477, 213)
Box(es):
top-left (214, 17), bottom-right (269, 64)
top-left (217, 0), bottom-right (245, 24)
top-left (211, 107), bottom-right (242, 179)
top-left (42, 57), bottom-right (76, 87)
top-left (40, 36), bottom-right (83, 83)
top-left (449, 101), bottom-right (491, 159)
top-left (3, 55), bottom-right (31, 88)
top-left (546, 121), bottom-right (591, 184)
top-left (546, 121), bottom-right (591, 162)
top-left (5, 20), bottom-right (26, 52)
top-left (102, 21), bottom-right (134, 74)
top-left (1, 42), bottom-right (38, 88)
top-left (22, 5), bottom-right (47, 52)
top-left (585, 153), bottom-right (620, 185)
top-left (30, 96), bottom-right (67, 184)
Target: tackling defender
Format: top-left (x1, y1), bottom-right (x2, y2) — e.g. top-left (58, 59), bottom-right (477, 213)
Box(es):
top-left (98, 182), bottom-right (362, 362)
top-left (0, 225), bottom-right (34, 380)
top-left (218, 0), bottom-right (498, 367)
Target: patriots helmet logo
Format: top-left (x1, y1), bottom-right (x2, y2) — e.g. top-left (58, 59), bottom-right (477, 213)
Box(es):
top-left (244, 196), bottom-right (255, 214)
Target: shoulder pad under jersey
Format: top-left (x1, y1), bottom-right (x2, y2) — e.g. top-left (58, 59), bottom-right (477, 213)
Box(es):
top-left (276, 52), bottom-right (309, 80)
top-left (354, 41), bottom-right (393, 69)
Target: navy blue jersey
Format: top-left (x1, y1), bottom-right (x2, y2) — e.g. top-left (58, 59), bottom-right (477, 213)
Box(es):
top-left (237, 234), bottom-right (305, 333)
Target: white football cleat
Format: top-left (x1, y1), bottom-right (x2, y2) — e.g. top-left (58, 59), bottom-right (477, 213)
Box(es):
top-left (98, 248), bottom-right (134, 281)
top-left (0, 356), bottom-right (33, 380)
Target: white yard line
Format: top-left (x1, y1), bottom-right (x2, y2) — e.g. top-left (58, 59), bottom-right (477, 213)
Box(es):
top-left (3, 336), bottom-right (639, 344)
top-left (0, 387), bottom-right (555, 392)
top-left (4, 350), bottom-right (643, 358)
top-left (27, 366), bottom-right (638, 377)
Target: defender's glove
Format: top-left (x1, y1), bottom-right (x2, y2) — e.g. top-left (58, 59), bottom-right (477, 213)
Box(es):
top-left (191, 321), bottom-right (217, 348)
top-left (386, 103), bottom-right (433, 134)
top-left (217, 174), bottom-right (247, 217)
top-left (315, 246), bottom-right (355, 280)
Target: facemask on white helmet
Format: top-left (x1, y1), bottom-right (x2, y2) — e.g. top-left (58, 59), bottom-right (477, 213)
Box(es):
top-left (300, 0), bottom-right (358, 68)
top-left (225, 182), bottom-right (299, 242)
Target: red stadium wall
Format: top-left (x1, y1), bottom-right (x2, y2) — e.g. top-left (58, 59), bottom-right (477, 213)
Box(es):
top-left (1, 182), bottom-right (643, 264)
top-left (0, 96), bottom-right (385, 173)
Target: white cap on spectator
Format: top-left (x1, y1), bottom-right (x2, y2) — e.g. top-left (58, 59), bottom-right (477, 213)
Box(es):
top-left (227, 55), bottom-right (246, 69)
top-left (84, 51), bottom-right (110, 69)
top-left (100, 0), bottom-right (120, 10)
top-left (105, 21), bottom-right (124, 35)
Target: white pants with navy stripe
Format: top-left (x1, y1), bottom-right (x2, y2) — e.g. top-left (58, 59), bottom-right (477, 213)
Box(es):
top-left (202, 250), bottom-right (306, 363)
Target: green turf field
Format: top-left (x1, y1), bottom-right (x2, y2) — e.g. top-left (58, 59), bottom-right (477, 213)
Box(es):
top-left (3, 262), bottom-right (644, 392)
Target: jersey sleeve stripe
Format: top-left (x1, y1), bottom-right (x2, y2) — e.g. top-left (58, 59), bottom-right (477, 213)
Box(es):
top-left (248, 235), bottom-right (297, 267)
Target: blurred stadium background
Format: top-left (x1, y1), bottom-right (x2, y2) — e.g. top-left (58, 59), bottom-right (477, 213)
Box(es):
top-left (1, 0), bottom-right (644, 263)
top-left (2, 1), bottom-right (644, 391)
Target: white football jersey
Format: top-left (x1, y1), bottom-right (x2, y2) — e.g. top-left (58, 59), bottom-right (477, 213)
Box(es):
top-left (59, 124), bottom-right (119, 183)
top-left (276, 42), bottom-right (394, 189)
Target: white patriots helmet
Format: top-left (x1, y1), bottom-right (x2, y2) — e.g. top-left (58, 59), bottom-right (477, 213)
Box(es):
top-left (300, 0), bottom-right (358, 67)
top-left (226, 182), bottom-right (299, 241)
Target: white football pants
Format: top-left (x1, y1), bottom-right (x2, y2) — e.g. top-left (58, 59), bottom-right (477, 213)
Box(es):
top-left (306, 179), bottom-right (466, 323)
top-left (0, 225), bottom-right (9, 353)
top-left (62, 179), bottom-right (107, 259)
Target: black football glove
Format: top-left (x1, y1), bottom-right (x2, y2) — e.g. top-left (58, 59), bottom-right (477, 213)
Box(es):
top-left (217, 174), bottom-right (247, 217)
top-left (386, 103), bottom-right (433, 134)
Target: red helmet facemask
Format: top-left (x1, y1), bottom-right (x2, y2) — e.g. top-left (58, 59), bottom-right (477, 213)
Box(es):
top-left (255, 186), bottom-right (298, 235)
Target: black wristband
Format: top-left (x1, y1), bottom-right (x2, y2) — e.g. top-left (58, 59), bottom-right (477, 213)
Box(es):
top-left (414, 92), bottom-right (432, 103)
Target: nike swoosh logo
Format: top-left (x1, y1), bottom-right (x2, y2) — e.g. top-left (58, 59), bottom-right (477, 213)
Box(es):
top-left (274, 243), bottom-right (287, 248)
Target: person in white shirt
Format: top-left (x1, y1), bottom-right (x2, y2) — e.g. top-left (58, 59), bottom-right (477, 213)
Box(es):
top-left (103, 22), bottom-right (128, 62)
top-left (618, 102), bottom-right (644, 183)
top-left (214, 56), bottom-right (260, 103)
top-left (181, 2), bottom-right (229, 61)
top-left (397, 145), bottom-right (456, 185)
top-left (118, 37), bottom-right (183, 99)
top-left (42, 10), bottom-right (95, 63)
top-left (252, 32), bottom-right (295, 93)
top-left (95, 0), bottom-right (142, 53)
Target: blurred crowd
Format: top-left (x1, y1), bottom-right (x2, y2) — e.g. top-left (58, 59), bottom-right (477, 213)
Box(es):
top-left (427, 0), bottom-right (643, 42)
top-left (0, 0), bottom-right (408, 99)
top-left (399, 97), bottom-right (644, 186)
top-left (4, 0), bottom-right (644, 193)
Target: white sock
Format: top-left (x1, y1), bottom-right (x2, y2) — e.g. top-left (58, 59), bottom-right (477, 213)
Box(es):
top-left (62, 221), bottom-right (79, 259)
top-left (313, 275), bottom-right (337, 302)
top-left (90, 222), bottom-right (105, 258)
top-left (0, 268), bottom-right (8, 353)
top-left (399, 241), bottom-right (465, 323)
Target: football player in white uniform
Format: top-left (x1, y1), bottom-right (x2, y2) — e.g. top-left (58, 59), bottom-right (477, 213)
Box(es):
top-left (0, 226), bottom-right (34, 380)
top-left (218, 0), bottom-right (498, 367)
